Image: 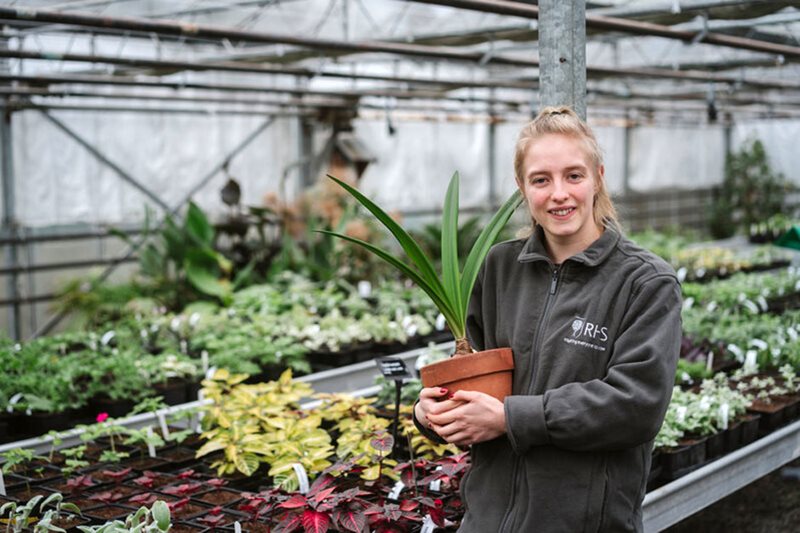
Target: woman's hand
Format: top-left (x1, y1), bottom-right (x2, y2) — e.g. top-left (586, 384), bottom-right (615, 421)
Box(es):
top-left (414, 386), bottom-right (450, 429)
top-left (426, 390), bottom-right (506, 447)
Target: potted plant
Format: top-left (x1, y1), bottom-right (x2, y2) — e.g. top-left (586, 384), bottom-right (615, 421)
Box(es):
top-left (323, 172), bottom-right (522, 400)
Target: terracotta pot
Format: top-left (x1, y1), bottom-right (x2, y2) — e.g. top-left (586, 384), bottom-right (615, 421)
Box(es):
top-left (419, 347), bottom-right (514, 401)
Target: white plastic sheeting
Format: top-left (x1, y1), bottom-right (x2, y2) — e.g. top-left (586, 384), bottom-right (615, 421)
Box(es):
top-left (732, 120), bottom-right (800, 181)
top-left (5, 111), bottom-right (800, 228)
top-left (12, 110), bottom-right (296, 227)
top-left (627, 125), bottom-right (726, 192)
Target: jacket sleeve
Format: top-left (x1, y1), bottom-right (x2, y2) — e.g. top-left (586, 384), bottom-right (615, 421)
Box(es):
top-left (411, 400), bottom-right (448, 444)
top-left (504, 274), bottom-right (682, 453)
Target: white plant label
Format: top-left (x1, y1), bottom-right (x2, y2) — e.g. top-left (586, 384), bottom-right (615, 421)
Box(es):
top-left (156, 410), bottom-right (170, 439)
top-left (682, 297), bottom-right (694, 311)
top-left (744, 350), bottom-right (759, 374)
top-left (420, 515), bottom-right (437, 533)
top-left (196, 390), bottom-right (206, 432)
top-left (676, 267), bottom-right (687, 283)
top-left (357, 280), bottom-right (372, 298)
top-left (205, 366), bottom-right (218, 380)
top-left (0, 468), bottom-right (6, 496)
top-left (291, 463), bottom-right (310, 494)
top-left (429, 466), bottom-right (443, 491)
top-left (742, 300), bottom-right (760, 314)
top-left (101, 330), bottom-right (116, 346)
top-left (757, 296), bottom-right (769, 312)
top-left (750, 339), bottom-right (768, 351)
top-left (388, 480), bottom-right (405, 500)
top-left (706, 301), bottom-right (717, 313)
top-left (146, 427), bottom-right (157, 458)
top-left (234, 522), bottom-right (242, 533)
top-left (201, 351), bottom-right (209, 374)
top-left (788, 327), bottom-right (799, 341)
top-left (727, 344), bottom-right (744, 362)
top-left (706, 351), bottom-right (714, 374)
top-left (719, 403), bottom-right (730, 430)
top-left (7, 393), bottom-right (23, 413)
top-left (435, 313), bottom-right (446, 331)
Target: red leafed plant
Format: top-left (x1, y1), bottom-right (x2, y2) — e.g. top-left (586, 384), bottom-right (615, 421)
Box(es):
top-left (276, 474), bottom-right (374, 533)
top-left (364, 500), bottom-right (423, 532)
top-left (65, 474), bottom-right (95, 494)
top-left (238, 489), bottom-right (288, 526)
top-left (88, 490), bottom-right (127, 505)
top-left (101, 467), bottom-right (133, 484)
top-left (162, 481), bottom-right (203, 497)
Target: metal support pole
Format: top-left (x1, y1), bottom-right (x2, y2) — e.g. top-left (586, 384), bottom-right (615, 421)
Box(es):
top-left (298, 119), bottom-right (314, 189)
top-left (538, 0), bottom-right (587, 119)
top-left (0, 103), bottom-right (20, 339)
top-left (623, 115), bottom-right (632, 196)
top-left (39, 111), bottom-right (171, 212)
top-left (487, 89), bottom-right (498, 207)
top-left (32, 116), bottom-right (277, 338)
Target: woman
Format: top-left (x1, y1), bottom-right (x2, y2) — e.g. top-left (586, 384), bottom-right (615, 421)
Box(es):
top-left (414, 106), bottom-right (681, 532)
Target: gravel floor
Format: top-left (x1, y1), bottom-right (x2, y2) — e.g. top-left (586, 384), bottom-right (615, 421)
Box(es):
top-left (664, 458), bottom-right (800, 533)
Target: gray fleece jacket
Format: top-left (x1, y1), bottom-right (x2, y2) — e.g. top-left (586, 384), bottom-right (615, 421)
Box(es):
top-left (419, 225), bottom-right (681, 532)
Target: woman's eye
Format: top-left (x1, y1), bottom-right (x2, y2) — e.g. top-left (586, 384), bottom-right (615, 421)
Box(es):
top-left (568, 173), bottom-right (582, 181)
top-left (531, 177), bottom-right (547, 186)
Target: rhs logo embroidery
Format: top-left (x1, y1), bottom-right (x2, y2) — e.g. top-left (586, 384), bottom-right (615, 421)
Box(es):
top-left (564, 316), bottom-right (608, 352)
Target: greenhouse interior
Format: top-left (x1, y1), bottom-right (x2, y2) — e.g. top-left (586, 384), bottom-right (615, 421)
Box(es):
top-left (1, 0), bottom-right (800, 531)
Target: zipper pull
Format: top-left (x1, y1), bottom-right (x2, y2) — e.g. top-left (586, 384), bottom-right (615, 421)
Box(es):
top-left (550, 268), bottom-right (558, 295)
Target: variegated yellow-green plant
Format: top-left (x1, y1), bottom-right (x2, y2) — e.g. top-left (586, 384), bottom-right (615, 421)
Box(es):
top-left (323, 173), bottom-right (521, 355)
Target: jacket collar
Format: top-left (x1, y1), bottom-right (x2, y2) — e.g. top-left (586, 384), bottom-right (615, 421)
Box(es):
top-left (517, 224), bottom-right (620, 267)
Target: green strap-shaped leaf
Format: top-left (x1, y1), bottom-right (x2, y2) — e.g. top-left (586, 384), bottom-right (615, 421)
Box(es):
top-left (441, 172), bottom-right (464, 331)
top-left (460, 190), bottom-right (523, 306)
top-left (316, 230), bottom-right (463, 339)
top-left (326, 175), bottom-right (447, 304)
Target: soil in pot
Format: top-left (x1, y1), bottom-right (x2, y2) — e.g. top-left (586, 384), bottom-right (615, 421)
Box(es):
top-left (170, 522), bottom-right (210, 533)
top-left (83, 504), bottom-right (132, 521)
top-left (170, 500), bottom-right (213, 520)
top-left (5, 485), bottom-right (52, 502)
top-left (160, 446), bottom-right (199, 468)
top-left (193, 488), bottom-right (243, 507)
top-left (124, 456), bottom-right (170, 471)
top-left (50, 513), bottom-right (91, 532)
top-left (420, 347), bottom-right (514, 402)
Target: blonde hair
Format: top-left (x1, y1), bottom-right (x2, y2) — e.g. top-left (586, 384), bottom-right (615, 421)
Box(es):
top-left (514, 106), bottom-right (618, 230)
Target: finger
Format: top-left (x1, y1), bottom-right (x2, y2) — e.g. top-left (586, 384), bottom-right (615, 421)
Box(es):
top-left (419, 387), bottom-right (450, 400)
top-left (426, 399), bottom-right (465, 416)
top-left (432, 422), bottom-right (461, 440)
top-left (451, 389), bottom-right (484, 402)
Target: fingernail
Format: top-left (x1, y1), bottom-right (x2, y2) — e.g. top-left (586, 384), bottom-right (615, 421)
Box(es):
top-left (446, 393), bottom-right (454, 399)
top-left (440, 388), bottom-right (448, 395)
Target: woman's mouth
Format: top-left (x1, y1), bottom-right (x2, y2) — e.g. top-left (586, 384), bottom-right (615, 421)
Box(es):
top-left (549, 207), bottom-right (575, 217)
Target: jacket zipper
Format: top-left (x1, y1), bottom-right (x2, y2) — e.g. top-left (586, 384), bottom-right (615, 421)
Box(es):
top-left (498, 264), bottom-right (562, 533)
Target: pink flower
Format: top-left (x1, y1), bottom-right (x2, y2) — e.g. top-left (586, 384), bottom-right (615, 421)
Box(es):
top-left (96, 412), bottom-right (109, 423)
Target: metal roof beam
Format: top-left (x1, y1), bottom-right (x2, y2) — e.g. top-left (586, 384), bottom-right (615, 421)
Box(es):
top-left (408, 0), bottom-right (800, 59)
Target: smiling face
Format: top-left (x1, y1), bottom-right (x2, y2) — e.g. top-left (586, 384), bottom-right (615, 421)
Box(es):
top-left (518, 133), bottom-right (604, 262)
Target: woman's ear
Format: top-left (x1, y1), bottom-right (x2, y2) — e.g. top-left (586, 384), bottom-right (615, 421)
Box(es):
top-left (595, 164), bottom-right (605, 193)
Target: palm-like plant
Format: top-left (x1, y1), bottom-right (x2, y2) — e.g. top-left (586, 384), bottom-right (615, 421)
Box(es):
top-left (321, 172), bottom-right (522, 355)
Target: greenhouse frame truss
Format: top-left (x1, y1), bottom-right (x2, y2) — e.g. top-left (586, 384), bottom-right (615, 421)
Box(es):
top-left (1, 0), bottom-right (799, 338)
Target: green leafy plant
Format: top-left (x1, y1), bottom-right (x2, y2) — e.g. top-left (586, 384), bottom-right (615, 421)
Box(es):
top-left (710, 139), bottom-right (793, 238)
top-left (322, 172), bottom-right (522, 354)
